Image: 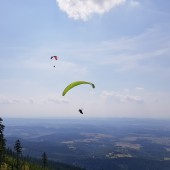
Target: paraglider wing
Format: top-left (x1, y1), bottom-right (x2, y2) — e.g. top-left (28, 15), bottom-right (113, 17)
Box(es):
top-left (62, 81), bottom-right (95, 96)
top-left (51, 56), bottom-right (58, 60)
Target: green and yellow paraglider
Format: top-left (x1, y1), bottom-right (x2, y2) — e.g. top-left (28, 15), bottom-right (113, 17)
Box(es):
top-left (62, 81), bottom-right (95, 96)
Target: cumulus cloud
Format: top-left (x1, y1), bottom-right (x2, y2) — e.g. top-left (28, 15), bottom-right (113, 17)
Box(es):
top-left (102, 90), bottom-right (143, 103)
top-left (0, 96), bottom-right (14, 104)
top-left (0, 96), bottom-right (28, 104)
top-left (56, 0), bottom-right (126, 21)
top-left (46, 96), bottom-right (69, 104)
top-left (0, 95), bottom-right (69, 105)
top-left (136, 87), bottom-right (144, 91)
top-left (129, 0), bottom-right (140, 7)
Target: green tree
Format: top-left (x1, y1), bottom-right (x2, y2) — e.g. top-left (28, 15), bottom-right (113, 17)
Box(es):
top-left (0, 117), bottom-right (6, 166)
top-left (42, 152), bottom-right (47, 169)
top-left (14, 139), bottom-right (22, 170)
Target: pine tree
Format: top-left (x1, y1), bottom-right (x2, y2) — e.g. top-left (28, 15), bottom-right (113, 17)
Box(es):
top-left (0, 117), bottom-right (6, 166)
top-left (14, 139), bottom-right (22, 170)
top-left (42, 152), bottom-right (47, 169)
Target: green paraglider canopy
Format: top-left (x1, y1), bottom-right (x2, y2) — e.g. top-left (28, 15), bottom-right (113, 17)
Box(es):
top-left (62, 81), bottom-right (95, 96)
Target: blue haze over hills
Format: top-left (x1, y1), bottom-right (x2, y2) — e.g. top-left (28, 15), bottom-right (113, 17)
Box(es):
top-left (3, 117), bottom-right (170, 170)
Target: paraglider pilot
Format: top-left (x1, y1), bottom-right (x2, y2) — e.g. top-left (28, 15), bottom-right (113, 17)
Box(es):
top-left (79, 109), bottom-right (83, 114)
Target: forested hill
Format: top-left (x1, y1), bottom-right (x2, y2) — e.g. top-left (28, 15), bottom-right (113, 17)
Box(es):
top-left (0, 117), bottom-right (85, 170)
top-left (1, 151), bottom-right (85, 170)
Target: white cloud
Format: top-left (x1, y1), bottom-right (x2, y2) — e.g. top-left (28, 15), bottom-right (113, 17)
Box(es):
top-left (0, 95), bottom-right (69, 105)
top-left (0, 96), bottom-right (28, 104)
top-left (102, 90), bottom-right (143, 103)
top-left (45, 95), bottom-right (69, 104)
top-left (56, 0), bottom-right (126, 21)
top-left (136, 87), bottom-right (144, 91)
top-left (0, 96), bottom-right (14, 104)
top-left (129, 0), bottom-right (140, 7)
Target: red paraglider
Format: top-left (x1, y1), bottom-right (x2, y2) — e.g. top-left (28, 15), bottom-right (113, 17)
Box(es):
top-left (50, 56), bottom-right (58, 67)
top-left (51, 56), bottom-right (58, 60)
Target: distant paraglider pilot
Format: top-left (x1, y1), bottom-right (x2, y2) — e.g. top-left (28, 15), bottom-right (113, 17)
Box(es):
top-left (79, 109), bottom-right (83, 114)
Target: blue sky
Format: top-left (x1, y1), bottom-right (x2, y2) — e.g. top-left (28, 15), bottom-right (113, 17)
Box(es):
top-left (0, 0), bottom-right (170, 118)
